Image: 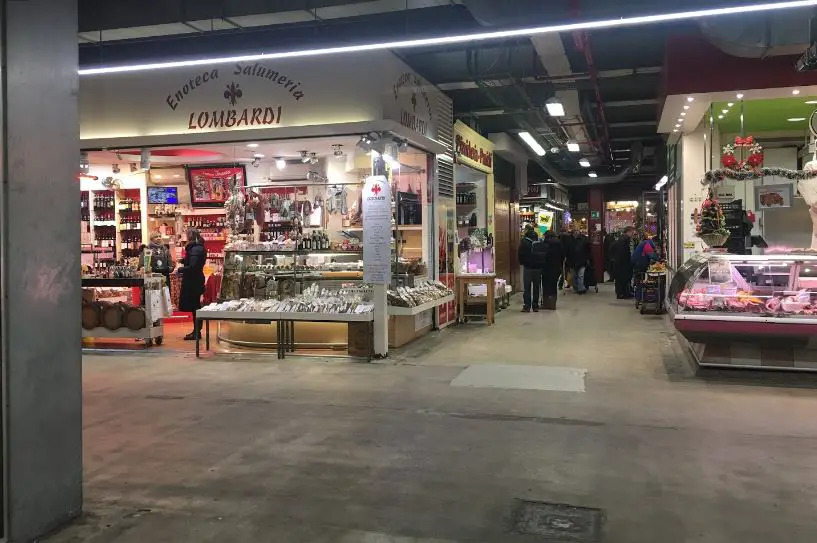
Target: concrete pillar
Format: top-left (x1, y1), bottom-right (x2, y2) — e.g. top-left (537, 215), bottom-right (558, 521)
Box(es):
top-left (588, 187), bottom-right (604, 282)
top-left (2, 1), bottom-right (82, 541)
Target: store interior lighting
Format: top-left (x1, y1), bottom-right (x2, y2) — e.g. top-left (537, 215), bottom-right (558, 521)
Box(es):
top-left (567, 142), bottom-right (580, 152)
top-left (579, 158), bottom-right (591, 167)
top-left (275, 158), bottom-right (287, 170)
top-left (588, 171), bottom-right (598, 178)
top-left (78, 1), bottom-right (817, 75)
top-left (518, 132), bottom-right (546, 156)
top-left (246, 143), bottom-right (259, 148)
top-left (80, 152), bottom-right (90, 175)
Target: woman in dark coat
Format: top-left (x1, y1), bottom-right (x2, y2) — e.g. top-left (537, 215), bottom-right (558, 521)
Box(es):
top-left (178, 228), bottom-right (207, 340)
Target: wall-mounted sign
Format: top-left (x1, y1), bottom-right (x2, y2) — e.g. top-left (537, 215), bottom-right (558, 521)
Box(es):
top-left (80, 51), bottom-right (448, 141)
top-left (362, 176), bottom-right (393, 284)
top-left (453, 121), bottom-right (494, 174)
top-left (755, 183), bottom-right (793, 209)
top-left (186, 164), bottom-right (246, 207)
top-left (537, 210), bottom-right (554, 233)
top-left (590, 211), bottom-right (600, 219)
top-left (715, 184), bottom-right (735, 202)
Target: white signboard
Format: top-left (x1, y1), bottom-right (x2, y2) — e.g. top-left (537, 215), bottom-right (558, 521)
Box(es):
top-left (715, 184), bottom-right (735, 202)
top-left (363, 176), bottom-right (392, 284)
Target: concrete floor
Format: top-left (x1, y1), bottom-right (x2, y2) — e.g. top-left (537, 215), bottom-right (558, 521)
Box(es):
top-left (49, 283), bottom-right (817, 543)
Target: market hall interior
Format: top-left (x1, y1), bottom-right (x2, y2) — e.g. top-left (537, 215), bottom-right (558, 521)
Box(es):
top-left (48, 284), bottom-right (817, 543)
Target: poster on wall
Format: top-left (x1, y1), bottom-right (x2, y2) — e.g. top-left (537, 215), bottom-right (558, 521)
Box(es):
top-left (362, 176), bottom-right (392, 284)
top-left (755, 184), bottom-right (793, 209)
top-left (536, 210), bottom-right (554, 234)
top-left (186, 164), bottom-right (246, 207)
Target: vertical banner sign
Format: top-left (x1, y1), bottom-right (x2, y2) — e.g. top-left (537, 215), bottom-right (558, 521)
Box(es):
top-left (363, 176), bottom-right (392, 283)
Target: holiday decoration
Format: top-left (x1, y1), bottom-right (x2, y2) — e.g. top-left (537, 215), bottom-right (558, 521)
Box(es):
top-left (695, 192), bottom-right (730, 247)
top-left (719, 136), bottom-right (764, 172)
top-left (702, 166), bottom-right (817, 185)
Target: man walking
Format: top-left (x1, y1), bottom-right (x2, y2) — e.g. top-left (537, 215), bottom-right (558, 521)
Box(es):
top-left (518, 224), bottom-right (542, 312)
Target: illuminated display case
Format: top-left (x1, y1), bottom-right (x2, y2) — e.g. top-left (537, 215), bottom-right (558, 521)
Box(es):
top-left (669, 252), bottom-right (817, 371)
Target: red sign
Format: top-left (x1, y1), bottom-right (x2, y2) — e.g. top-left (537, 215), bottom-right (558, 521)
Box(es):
top-left (186, 165), bottom-right (246, 207)
top-left (455, 135), bottom-right (493, 170)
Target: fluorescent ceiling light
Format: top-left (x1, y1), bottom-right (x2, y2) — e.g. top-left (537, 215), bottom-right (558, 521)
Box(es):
top-left (683, 105), bottom-right (690, 110)
top-left (567, 142), bottom-right (580, 152)
top-left (788, 117), bottom-right (806, 121)
top-left (546, 101), bottom-right (566, 117)
top-left (253, 153), bottom-right (265, 158)
top-left (654, 175), bottom-right (668, 190)
top-left (246, 143), bottom-right (259, 148)
top-left (672, 129), bottom-right (678, 132)
top-left (806, 100), bottom-right (817, 104)
top-left (519, 132), bottom-right (546, 156)
top-left (588, 172), bottom-right (598, 178)
top-left (718, 115), bottom-right (724, 119)
top-left (677, 118), bottom-right (683, 122)
top-left (737, 93), bottom-right (745, 99)
top-left (579, 158), bottom-right (591, 167)
top-left (675, 123), bottom-right (681, 127)
top-left (793, 89), bottom-right (801, 95)
top-left (687, 96), bottom-right (694, 102)
top-left (680, 112), bottom-right (686, 116)
top-left (77, 1), bottom-right (817, 75)
top-left (722, 109), bottom-right (728, 114)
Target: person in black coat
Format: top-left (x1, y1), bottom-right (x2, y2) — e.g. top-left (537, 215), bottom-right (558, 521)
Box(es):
top-left (518, 224), bottom-right (541, 312)
top-left (612, 226), bottom-right (635, 299)
top-left (572, 233), bottom-right (591, 294)
top-left (177, 228), bottom-right (208, 340)
top-left (540, 230), bottom-right (564, 309)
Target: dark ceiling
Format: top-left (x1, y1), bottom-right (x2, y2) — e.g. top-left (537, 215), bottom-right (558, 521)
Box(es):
top-left (76, 0), bottom-right (776, 185)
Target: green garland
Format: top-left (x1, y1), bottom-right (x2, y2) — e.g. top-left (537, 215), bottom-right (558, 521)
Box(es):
top-left (703, 167), bottom-right (817, 185)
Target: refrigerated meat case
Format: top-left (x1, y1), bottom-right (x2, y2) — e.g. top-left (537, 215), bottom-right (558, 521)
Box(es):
top-left (669, 252), bottom-right (817, 371)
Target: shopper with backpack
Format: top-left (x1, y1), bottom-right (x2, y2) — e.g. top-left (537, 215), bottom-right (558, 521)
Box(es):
top-left (518, 224), bottom-right (544, 312)
top-left (539, 230), bottom-right (564, 310)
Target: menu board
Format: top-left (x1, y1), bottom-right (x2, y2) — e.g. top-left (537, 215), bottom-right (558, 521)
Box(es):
top-left (362, 176), bottom-right (392, 284)
top-left (186, 165), bottom-right (246, 207)
top-left (755, 184), bottom-right (793, 209)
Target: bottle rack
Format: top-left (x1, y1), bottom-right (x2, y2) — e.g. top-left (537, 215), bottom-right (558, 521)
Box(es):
top-left (118, 189), bottom-right (144, 260)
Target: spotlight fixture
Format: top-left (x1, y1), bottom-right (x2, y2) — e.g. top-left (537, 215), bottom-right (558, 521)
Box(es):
top-left (300, 150), bottom-right (311, 163)
top-left (309, 152), bottom-right (319, 165)
top-left (675, 123), bottom-right (681, 127)
top-left (678, 118), bottom-right (684, 122)
top-left (793, 89), bottom-right (801, 95)
top-left (251, 157), bottom-right (261, 168)
top-left (567, 142), bottom-right (580, 152)
top-left (737, 93), bottom-right (744, 99)
top-left (681, 112), bottom-right (686, 116)
top-left (112, 164), bottom-right (120, 174)
top-left (687, 96), bottom-right (694, 102)
top-left (332, 144), bottom-right (345, 159)
top-left (545, 98), bottom-right (566, 117)
top-left (579, 158), bottom-right (591, 168)
top-left (253, 153), bottom-right (265, 158)
top-left (588, 171), bottom-right (598, 178)
top-left (683, 105), bottom-right (690, 110)
top-left (718, 115), bottom-right (724, 119)
top-left (722, 109), bottom-right (728, 114)
top-left (727, 102), bottom-right (734, 107)
top-left (247, 143), bottom-right (259, 148)
top-left (276, 158), bottom-right (287, 170)
top-left (518, 132), bottom-right (546, 156)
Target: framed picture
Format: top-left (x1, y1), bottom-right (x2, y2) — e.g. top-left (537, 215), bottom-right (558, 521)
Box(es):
top-left (754, 183), bottom-right (793, 209)
top-left (185, 164), bottom-right (246, 207)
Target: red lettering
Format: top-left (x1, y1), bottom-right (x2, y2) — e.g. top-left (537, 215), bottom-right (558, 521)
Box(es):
top-left (251, 108), bottom-right (262, 125)
top-left (188, 113), bottom-right (196, 129)
top-left (262, 107), bottom-right (275, 124)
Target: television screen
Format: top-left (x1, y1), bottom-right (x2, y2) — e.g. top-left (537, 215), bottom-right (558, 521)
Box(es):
top-left (147, 186), bottom-right (178, 204)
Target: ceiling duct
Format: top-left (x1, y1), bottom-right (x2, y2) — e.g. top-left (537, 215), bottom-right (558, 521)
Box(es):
top-left (698, 10), bottom-right (812, 58)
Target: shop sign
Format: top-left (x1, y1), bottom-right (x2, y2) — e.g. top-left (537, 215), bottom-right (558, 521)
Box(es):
top-left (590, 211), bottom-right (600, 219)
top-left (80, 51), bottom-right (450, 142)
top-left (362, 176), bottom-right (392, 284)
top-left (453, 121), bottom-right (494, 173)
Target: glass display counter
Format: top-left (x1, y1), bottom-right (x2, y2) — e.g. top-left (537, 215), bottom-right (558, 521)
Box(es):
top-left (669, 252), bottom-right (817, 371)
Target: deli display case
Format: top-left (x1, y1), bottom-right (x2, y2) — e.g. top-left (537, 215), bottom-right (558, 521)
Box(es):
top-left (669, 252), bottom-right (817, 371)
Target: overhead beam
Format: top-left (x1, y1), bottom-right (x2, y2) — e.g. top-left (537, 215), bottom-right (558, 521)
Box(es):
top-left (436, 66), bottom-right (661, 91)
top-left (608, 121), bottom-right (658, 128)
top-left (593, 99), bottom-right (659, 108)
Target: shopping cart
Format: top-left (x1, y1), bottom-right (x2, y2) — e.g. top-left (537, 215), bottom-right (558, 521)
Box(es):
top-left (635, 271), bottom-right (667, 314)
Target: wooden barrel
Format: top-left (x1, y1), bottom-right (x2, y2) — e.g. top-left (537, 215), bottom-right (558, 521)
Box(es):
top-left (123, 306), bottom-right (147, 331)
top-left (100, 302), bottom-right (124, 331)
top-left (81, 301), bottom-right (100, 330)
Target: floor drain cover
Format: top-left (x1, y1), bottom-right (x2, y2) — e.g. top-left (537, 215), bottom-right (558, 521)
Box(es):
top-left (511, 500), bottom-right (603, 541)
